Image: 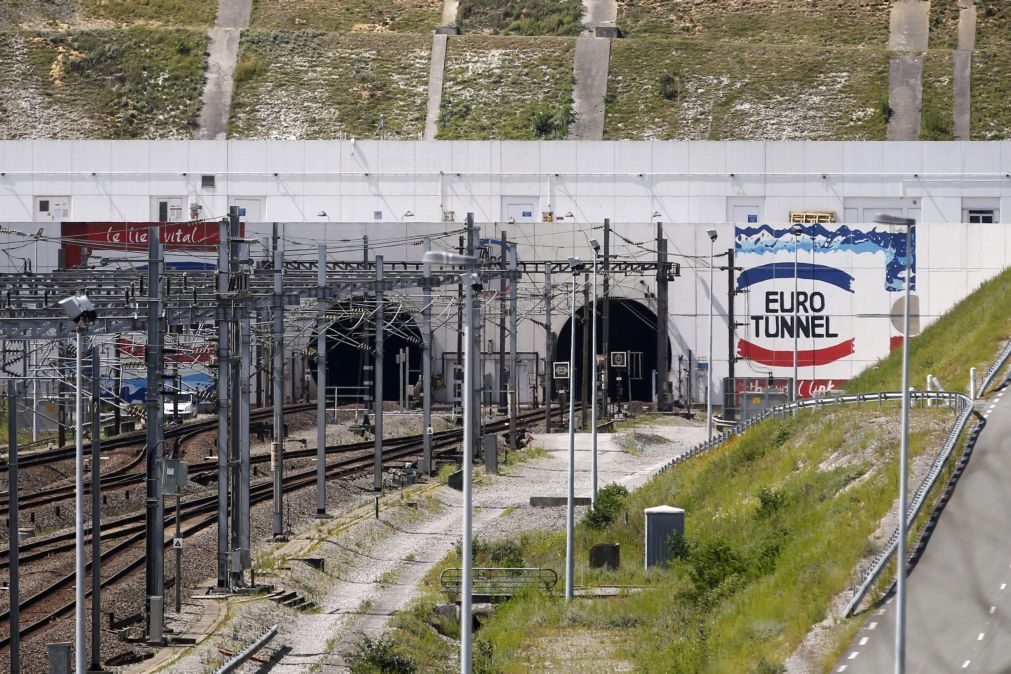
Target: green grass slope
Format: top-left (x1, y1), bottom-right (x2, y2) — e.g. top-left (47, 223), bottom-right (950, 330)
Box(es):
top-left (230, 31), bottom-right (431, 139)
top-left (0, 28), bottom-right (207, 139)
top-left (438, 36), bottom-right (575, 140)
top-left (846, 266), bottom-right (1011, 394)
top-left (250, 0), bottom-right (440, 33)
top-left (605, 39), bottom-right (890, 140)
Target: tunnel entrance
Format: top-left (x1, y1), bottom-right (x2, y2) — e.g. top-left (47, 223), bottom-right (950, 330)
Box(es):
top-left (554, 298), bottom-right (670, 403)
top-left (311, 299), bottom-right (423, 404)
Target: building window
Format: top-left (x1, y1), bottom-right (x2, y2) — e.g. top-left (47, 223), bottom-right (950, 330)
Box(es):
top-left (967, 209), bottom-right (995, 224)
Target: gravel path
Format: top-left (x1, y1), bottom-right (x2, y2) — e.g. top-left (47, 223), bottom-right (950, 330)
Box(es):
top-left (159, 416), bottom-right (706, 673)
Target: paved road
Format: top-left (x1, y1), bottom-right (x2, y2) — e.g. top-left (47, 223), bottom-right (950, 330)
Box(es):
top-left (568, 37), bottom-right (610, 140)
top-left (194, 0), bottom-right (251, 140)
top-left (953, 2), bottom-right (976, 140)
top-left (837, 383), bottom-right (1011, 672)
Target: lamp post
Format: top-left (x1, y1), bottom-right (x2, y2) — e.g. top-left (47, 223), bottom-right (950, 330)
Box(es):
top-left (566, 256), bottom-right (587, 601)
top-left (790, 223), bottom-right (804, 408)
top-left (873, 213), bottom-right (915, 674)
top-left (589, 240), bottom-right (600, 505)
top-left (421, 250), bottom-right (479, 674)
top-left (705, 229), bottom-right (717, 440)
top-left (58, 292), bottom-right (96, 674)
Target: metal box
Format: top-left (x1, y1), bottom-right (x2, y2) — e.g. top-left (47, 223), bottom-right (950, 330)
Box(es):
top-left (644, 506), bottom-right (684, 570)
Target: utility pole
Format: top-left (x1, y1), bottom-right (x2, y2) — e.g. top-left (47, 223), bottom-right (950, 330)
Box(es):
top-left (544, 266), bottom-right (553, 433)
top-left (602, 219), bottom-right (610, 419)
top-left (466, 215), bottom-right (480, 463)
top-left (90, 346), bottom-right (103, 671)
top-left (498, 236), bottom-right (507, 415)
top-left (581, 273), bottom-right (590, 428)
top-left (456, 235), bottom-right (464, 420)
top-left (7, 379), bottom-right (19, 673)
top-left (215, 216), bottom-right (230, 589)
top-left (374, 255), bottom-right (384, 491)
top-left (422, 238), bottom-right (433, 474)
top-left (271, 224), bottom-right (285, 538)
top-left (656, 224), bottom-right (670, 411)
top-left (720, 248), bottom-right (741, 421)
top-left (316, 245), bottom-right (327, 516)
top-left (145, 223), bottom-right (165, 643)
top-left (228, 208), bottom-right (245, 589)
top-left (237, 234), bottom-right (252, 584)
top-left (508, 236), bottom-right (519, 449)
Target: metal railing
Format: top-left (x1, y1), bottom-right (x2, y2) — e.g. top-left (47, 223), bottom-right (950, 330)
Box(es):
top-left (978, 339), bottom-right (1011, 398)
top-left (653, 390), bottom-right (976, 617)
top-left (214, 624), bottom-right (279, 674)
top-left (440, 567), bottom-right (558, 600)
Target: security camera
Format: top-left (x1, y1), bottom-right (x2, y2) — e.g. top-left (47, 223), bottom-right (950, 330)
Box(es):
top-left (706, 228), bottom-right (718, 242)
top-left (590, 239), bottom-right (600, 253)
top-left (59, 293), bottom-right (97, 324)
top-left (568, 256), bottom-right (587, 271)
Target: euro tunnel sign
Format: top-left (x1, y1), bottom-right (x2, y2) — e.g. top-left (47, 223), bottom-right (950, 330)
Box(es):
top-left (610, 351), bottom-right (628, 368)
top-left (553, 362), bottom-right (570, 379)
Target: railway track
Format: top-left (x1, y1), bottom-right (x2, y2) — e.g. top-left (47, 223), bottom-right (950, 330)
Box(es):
top-left (0, 407), bottom-right (549, 650)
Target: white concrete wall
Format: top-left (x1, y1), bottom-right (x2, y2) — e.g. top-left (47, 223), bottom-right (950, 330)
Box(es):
top-left (2, 139), bottom-right (1010, 401)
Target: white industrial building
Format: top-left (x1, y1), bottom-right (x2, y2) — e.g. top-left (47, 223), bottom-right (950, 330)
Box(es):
top-left (2, 139), bottom-right (1009, 409)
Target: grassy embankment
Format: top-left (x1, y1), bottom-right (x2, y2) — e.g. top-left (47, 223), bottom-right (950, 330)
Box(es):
top-left (249, 0), bottom-right (440, 33)
top-left (456, 0), bottom-right (583, 36)
top-left (437, 36), bottom-right (575, 140)
top-left (0, 28), bottom-right (206, 139)
top-left (230, 31), bottom-right (431, 139)
top-left (605, 39), bottom-right (890, 141)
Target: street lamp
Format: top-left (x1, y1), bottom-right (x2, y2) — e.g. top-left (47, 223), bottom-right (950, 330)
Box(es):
top-left (566, 256), bottom-right (588, 602)
top-left (589, 240), bottom-right (600, 506)
top-left (790, 223), bottom-right (804, 408)
top-left (873, 213), bottom-right (915, 674)
top-left (420, 250), bottom-right (479, 674)
top-left (705, 228), bottom-right (717, 440)
top-left (59, 292), bottom-right (96, 674)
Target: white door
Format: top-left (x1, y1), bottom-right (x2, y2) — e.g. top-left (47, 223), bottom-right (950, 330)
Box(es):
top-left (153, 197), bottom-right (186, 222)
top-left (504, 200), bottom-right (536, 223)
top-left (732, 205), bottom-right (760, 224)
top-left (35, 197), bottom-right (70, 222)
top-left (230, 198), bottom-right (263, 223)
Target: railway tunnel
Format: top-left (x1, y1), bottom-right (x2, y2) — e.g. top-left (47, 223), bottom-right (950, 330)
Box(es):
top-left (309, 299), bottom-right (423, 404)
top-left (554, 298), bottom-right (671, 403)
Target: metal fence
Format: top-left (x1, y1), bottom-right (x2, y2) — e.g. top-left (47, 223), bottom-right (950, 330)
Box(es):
top-left (653, 390), bottom-right (976, 617)
top-left (214, 624), bottom-right (279, 674)
top-left (978, 339), bottom-right (1011, 398)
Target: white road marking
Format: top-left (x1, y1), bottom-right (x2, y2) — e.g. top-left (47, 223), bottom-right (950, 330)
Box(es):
top-left (859, 637), bottom-right (869, 646)
top-left (1001, 583), bottom-right (1006, 591)
top-left (990, 606), bottom-right (997, 614)
top-left (837, 667), bottom-right (848, 673)
top-left (963, 660), bottom-right (972, 669)
top-left (876, 608), bottom-right (886, 616)
top-left (979, 632), bottom-right (985, 640)
top-left (868, 621), bottom-right (878, 630)
top-left (848, 651), bottom-right (860, 660)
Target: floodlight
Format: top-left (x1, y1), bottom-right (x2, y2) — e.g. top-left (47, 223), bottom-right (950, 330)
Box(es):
top-left (59, 294), bottom-right (97, 324)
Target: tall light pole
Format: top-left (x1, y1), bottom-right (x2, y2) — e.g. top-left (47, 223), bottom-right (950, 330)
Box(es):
top-left (566, 256), bottom-right (587, 601)
top-left (790, 223), bottom-right (804, 407)
top-left (589, 240), bottom-right (600, 505)
top-left (705, 229), bottom-right (717, 440)
top-left (874, 213), bottom-right (915, 674)
top-left (58, 292), bottom-right (96, 674)
top-left (421, 250), bottom-right (479, 674)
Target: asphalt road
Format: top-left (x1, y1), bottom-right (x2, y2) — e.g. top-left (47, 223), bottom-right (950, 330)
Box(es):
top-left (837, 383), bottom-right (1011, 673)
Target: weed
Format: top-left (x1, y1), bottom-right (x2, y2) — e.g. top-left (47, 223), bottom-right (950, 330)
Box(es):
top-left (345, 634), bottom-right (417, 673)
top-left (584, 483), bottom-right (629, 530)
top-left (234, 55), bottom-right (266, 84)
top-left (755, 486), bottom-right (786, 519)
top-left (457, 0), bottom-right (583, 36)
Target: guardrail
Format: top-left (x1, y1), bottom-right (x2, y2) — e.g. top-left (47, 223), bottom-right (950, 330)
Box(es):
top-left (978, 340), bottom-right (1011, 398)
top-left (440, 567), bottom-right (558, 601)
top-left (214, 624), bottom-right (278, 674)
top-left (653, 389), bottom-right (976, 617)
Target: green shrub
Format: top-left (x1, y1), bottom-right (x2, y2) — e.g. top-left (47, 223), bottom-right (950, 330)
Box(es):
top-left (584, 483), bottom-right (629, 530)
top-left (460, 538), bottom-right (525, 567)
top-left (688, 540), bottom-right (746, 592)
top-left (458, 0), bottom-right (583, 36)
top-left (666, 531), bottom-right (691, 561)
top-left (923, 107), bottom-right (952, 139)
top-left (345, 634), bottom-right (416, 673)
top-left (755, 486), bottom-right (786, 519)
top-left (658, 72), bottom-right (680, 101)
top-left (233, 54), bottom-right (266, 83)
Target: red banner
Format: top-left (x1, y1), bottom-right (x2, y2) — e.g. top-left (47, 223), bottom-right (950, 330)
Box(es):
top-left (61, 221), bottom-right (236, 268)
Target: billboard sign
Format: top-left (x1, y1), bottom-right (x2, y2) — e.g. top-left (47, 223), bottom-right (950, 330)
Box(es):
top-left (60, 221), bottom-right (240, 268)
top-left (735, 223), bottom-right (916, 395)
